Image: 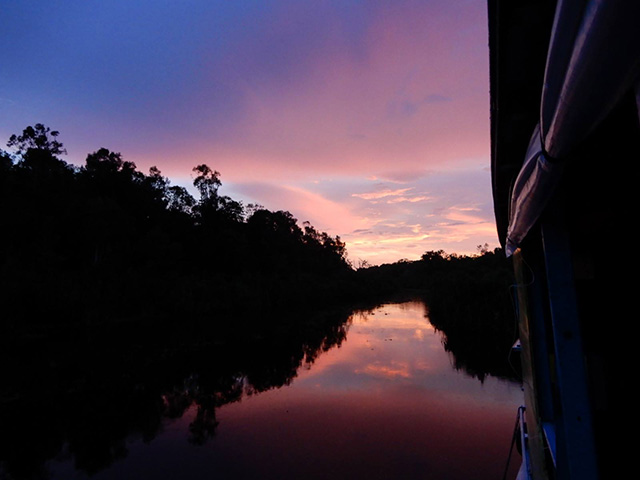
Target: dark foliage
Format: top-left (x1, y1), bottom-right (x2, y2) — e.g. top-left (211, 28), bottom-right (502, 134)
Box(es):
top-left (0, 125), bottom-right (353, 333)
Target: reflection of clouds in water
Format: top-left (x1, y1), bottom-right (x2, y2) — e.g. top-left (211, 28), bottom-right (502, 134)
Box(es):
top-left (193, 301), bottom-right (523, 480)
top-left (356, 361), bottom-right (412, 379)
top-left (341, 304), bottom-right (452, 384)
top-left (292, 302), bottom-right (518, 402)
top-left (354, 313), bottom-right (431, 332)
top-left (414, 360), bottom-right (435, 372)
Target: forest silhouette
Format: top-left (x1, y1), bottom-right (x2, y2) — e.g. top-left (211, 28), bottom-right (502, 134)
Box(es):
top-left (1, 124), bottom-right (356, 331)
top-left (1, 123), bottom-right (518, 374)
top-left (1, 125), bottom-right (519, 479)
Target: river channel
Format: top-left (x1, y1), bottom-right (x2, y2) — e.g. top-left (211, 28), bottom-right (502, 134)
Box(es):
top-left (2, 301), bottom-right (523, 479)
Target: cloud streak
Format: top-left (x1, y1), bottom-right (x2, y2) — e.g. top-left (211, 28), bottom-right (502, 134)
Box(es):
top-left (352, 188), bottom-right (414, 200)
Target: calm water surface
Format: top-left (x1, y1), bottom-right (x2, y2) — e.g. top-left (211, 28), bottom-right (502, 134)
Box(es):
top-left (46, 301), bottom-right (522, 480)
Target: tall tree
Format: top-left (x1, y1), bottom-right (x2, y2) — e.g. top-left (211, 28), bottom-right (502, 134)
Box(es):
top-left (192, 164), bottom-right (221, 203)
top-left (7, 123), bottom-right (66, 156)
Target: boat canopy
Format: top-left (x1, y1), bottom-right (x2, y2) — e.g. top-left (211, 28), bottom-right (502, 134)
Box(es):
top-left (494, 0), bottom-right (640, 255)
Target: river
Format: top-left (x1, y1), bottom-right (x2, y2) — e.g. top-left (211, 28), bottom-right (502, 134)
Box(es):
top-left (4, 301), bottom-right (520, 480)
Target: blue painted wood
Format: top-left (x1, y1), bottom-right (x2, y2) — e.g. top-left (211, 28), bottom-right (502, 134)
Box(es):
top-left (541, 201), bottom-right (598, 479)
top-left (541, 422), bottom-right (556, 468)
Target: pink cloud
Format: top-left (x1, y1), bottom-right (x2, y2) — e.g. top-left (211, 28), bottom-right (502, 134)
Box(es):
top-left (142, 0), bottom-right (492, 183)
top-left (232, 182), bottom-right (373, 235)
top-left (352, 188), bottom-right (413, 200)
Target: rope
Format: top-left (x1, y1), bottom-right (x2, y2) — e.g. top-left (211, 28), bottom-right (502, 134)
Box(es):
top-left (502, 408), bottom-right (522, 480)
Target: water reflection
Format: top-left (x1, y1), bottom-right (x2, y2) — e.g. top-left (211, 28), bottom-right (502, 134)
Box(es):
top-left (0, 302), bottom-right (522, 480)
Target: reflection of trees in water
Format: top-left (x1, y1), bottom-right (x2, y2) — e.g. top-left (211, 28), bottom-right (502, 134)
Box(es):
top-left (0, 310), bottom-right (351, 479)
top-left (357, 250), bottom-right (521, 383)
top-left (425, 291), bottom-right (521, 383)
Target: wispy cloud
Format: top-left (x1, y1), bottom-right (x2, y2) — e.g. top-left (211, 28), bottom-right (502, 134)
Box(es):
top-left (352, 187), bottom-right (413, 200)
top-left (386, 195), bottom-right (430, 204)
top-left (231, 182), bottom-right (373, 235)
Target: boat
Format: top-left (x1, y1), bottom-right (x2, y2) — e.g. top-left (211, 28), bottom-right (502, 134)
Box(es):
top-left (487, 1), bottom-right (640, 478)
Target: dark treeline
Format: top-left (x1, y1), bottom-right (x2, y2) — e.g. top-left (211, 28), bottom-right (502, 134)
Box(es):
top-left (0, 123), bottom-right (518, 379)
top-left (0, 124), bottom-right (355, 333)
top-left (356, 247), bottom-right (519, 381)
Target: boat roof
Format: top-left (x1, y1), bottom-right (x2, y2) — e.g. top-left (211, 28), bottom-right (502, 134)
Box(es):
top-left (488, 0), bottom-right (556, 248)
top-left (488, 0), bottom-right (640, 254)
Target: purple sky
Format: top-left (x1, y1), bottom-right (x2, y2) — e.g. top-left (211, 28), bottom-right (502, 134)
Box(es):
top-left (1, 0), bottom-right (497, 265)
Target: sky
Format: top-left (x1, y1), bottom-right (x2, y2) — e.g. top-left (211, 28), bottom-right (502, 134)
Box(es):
top-left (0, 0), bottom-right (498, 266)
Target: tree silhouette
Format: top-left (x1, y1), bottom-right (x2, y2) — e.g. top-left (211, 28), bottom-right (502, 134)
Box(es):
top-left (192, 164), bottom-right (221, 202)
top-left (7, 123), bottom-right (67, 156)
top-left (1, 124), bottom-right (356, 328)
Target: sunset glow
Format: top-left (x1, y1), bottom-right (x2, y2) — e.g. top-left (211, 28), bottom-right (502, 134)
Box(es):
top-left (0, 0), bottom-right (498, 265)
